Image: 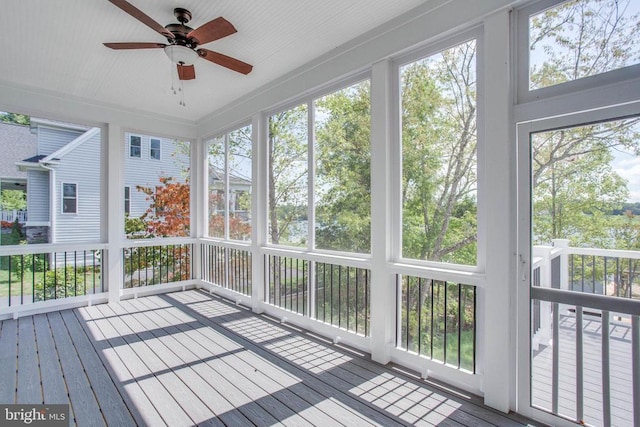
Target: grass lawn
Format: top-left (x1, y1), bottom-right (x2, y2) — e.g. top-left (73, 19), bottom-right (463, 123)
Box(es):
top-left (0, 268), bottom-right (35, 298)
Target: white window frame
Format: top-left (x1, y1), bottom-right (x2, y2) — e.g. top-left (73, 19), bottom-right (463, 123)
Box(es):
top-left (206, 123), bottom-right (252, 241)
top-left (516, 0), bottom-right (640, 105)
top-left (392, 28), bottom-right (484, 271)
top-left (61, 182), bottom-right (78, 214)
top-left (129, 135), bottom-right (142, 158)
top-left (149, 138), bottom-right (161, 160)
top-left (263, 72), bottom-right (372, 255)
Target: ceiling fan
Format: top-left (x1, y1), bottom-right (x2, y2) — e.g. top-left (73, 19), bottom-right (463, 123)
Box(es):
top-left (103, 0), bottom-right (253, 81)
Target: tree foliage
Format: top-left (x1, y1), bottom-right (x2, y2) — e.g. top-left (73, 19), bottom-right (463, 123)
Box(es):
top-left (401, 40), bottom-right (478, 264)
top-left (137, 176), bottom-right (190, 238)
top-left (315, 81), bottom-right (371, 253)
top-left (530, 0), bottom-right (640, 89)
top-left (530, 0), bottom-right (640, 248)
top-left (0, 112), bottom-right (30, 126)
top-left (0, 190), bottom-right (26, 211)
top-left (268, 106), bottom-right (308, 246)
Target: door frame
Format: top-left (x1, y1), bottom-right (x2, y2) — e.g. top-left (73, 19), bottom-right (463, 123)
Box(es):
top-left (515, 101), bottom-right (640, 425)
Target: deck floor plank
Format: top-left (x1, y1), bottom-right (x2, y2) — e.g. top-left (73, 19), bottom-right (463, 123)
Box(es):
top-left (97, 302), bottom-right (227, 427)
top-left (0, 290), bottom-right (543, 427)
top-left (0, 319), bottom-right (18, 404)
top-left (130, 296), bottom-right (368, 427)
top-left (144, 293), bottom-right (401, 426)
top-left (87, 303), bottom-right (195, 427)
top-left (16, 317), bottom-right (42, 404)
top-left (47, 311), bottom-right (105, 426)
top-left (32, 313), bottom-right (77, 427)
top-left (76, 306), bottom-right (168, 427)
top-left (59, 309), bottom-right (136, 427)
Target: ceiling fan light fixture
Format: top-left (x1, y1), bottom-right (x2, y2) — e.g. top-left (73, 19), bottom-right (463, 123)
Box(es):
top-left (164, 45), bottom-right (198, 65)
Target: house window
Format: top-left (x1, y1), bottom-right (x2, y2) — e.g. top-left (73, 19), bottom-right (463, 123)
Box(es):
top-left (124, 186), bottom-right (130, 215)
top-left (62, 183), bottom-right (77, 214)
top-left (130, 135), bottom-right (141, 158)
top-left (150, 138), bottom-right (161, 160)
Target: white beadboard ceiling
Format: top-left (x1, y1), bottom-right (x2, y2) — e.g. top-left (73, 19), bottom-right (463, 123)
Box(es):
top-left (0, 0), bottom-right (427, 123)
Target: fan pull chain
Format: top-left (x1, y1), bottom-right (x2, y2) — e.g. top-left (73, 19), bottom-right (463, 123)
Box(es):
top-left (179, 79), bottom-right (186, 107)
top-left (170, 62), bottom-right (177, 95)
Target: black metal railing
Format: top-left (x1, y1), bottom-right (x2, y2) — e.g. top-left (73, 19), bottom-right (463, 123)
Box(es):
top-left (123, 243), bottom-right (192, 288)
top-left (201, 243), bottom-right (252, 296)
top-left (266, 254), bottom-right (309, 315)
top-left (315, 262), bottom-right (370, 336)
top-left (569, 253), bottom-right (639, 300)
top-left (0, 249), bottom-right (102, 307)
top-left (398, 274), bottom-right (476, 372)
top-left (265, 254), bottom-right (371, 336)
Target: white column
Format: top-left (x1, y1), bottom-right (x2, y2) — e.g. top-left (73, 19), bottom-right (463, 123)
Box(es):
top-left (105, 123), bottom-right (124, 304)
top-left (193, 137), bottom-right (207, 284)
top-left (251, 113), bottom-right (266, 313)
top-left (482, 9), bottom-right (513, 413)
top-left (369, 59), bottom-right (396, 364)
top-left (552, 239), bottom-right (570, 290)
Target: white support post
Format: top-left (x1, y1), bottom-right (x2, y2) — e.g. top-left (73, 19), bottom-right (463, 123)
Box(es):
top-left (369, 59), bottom-right (395, 365)
top-left (193, 137), bottom-right (207, 285)
top-left (105, 123), bottom-right (124, 304)
top-left (552, 239), bottom-right (570, 290)
top-left (482, 9), bottom-right (512, 413)
top-left (251, 113), bottom-right (266, 313)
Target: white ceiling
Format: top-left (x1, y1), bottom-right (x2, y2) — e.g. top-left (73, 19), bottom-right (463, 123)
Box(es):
top-left (1, 0), bottom-right (427, 123)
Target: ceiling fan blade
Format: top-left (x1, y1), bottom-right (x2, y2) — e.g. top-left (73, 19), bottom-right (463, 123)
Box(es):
top-left (187, 17), bottom-right (237, 45)
top-left (177, 64), bottom-right (196, 80)
top-left (103, 42), bottom-right (166, 50)
top-left (108, 0), bottom-right (174, 39)
top-left (198, 49), bottom-right (253, 75)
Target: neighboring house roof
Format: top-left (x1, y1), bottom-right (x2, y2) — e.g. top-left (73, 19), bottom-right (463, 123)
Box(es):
top-left (30, 117), bottom-right (90, 133)
top-left (16, 126), bottom-right (99, 171)
top-left (209, 166), bottom-right (252, 187)
top-left (0, 121), bottom-right (37, 179)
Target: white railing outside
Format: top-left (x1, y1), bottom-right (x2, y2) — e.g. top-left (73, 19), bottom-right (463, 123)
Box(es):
top-left (531, 239), bottom-right (640, 426)
top-left (0, 210), bottom-right (27, 223)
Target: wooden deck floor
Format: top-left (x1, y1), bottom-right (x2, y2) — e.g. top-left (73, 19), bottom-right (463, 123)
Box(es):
top-left (0, 290), bottom-right (539, 426)
top-left (532, 312), bottom-right (635, 427)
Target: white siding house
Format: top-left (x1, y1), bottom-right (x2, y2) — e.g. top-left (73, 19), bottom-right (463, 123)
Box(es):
top-left (124, 133), bottom-right (189, 218)
top-left (17, 120), bottom-right (189, 243)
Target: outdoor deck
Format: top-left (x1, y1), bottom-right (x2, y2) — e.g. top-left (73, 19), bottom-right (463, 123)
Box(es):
top-left (0, 289), bottom-right (539, 427)
top-left (532, 311), bottom-right (635, 426)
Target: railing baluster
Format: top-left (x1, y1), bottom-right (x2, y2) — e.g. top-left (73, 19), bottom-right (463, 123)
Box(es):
top-left (8, 256), bottom-right (12, 307)
top-left (473, 286), bottom-right (476, 374)
top-left (458, 283), bottom-right (462, 369)
top-left (632, 315), bottom-right (639, 427)
top-left (444, 281), bottom-right (448, 364)
top-left (552, 302), bottom-right (559, 415)
top-left (430, 279), bottom-right (434, 359)
top-left (338, 265), bottom-right (342, 328)
top-left (406, 275), bottom-right (410, 350)
top-left (602, 310), bottom-right (611, 427)
top-left (418, 277), bottom-right (422, 355)
top-left (355, 268), bottom-right (359, 334)
top-left (576, 306), bottom-right (584, 422)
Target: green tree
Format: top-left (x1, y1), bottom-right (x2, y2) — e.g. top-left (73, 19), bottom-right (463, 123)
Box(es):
top-left (0, 112), bottom-right (30, 126)
top-left (315, 81), bottom-right (371, 253)
top-left (268, 106), bottom-right (308, 246)
top-left (401, 40), bottom-right (478, 264)
top-left (529, 0), bottom-right (640, 247)
top-left (0, 190), bottom-right (26, 211)
top-left (530, 0), bottom-right (640, 89)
